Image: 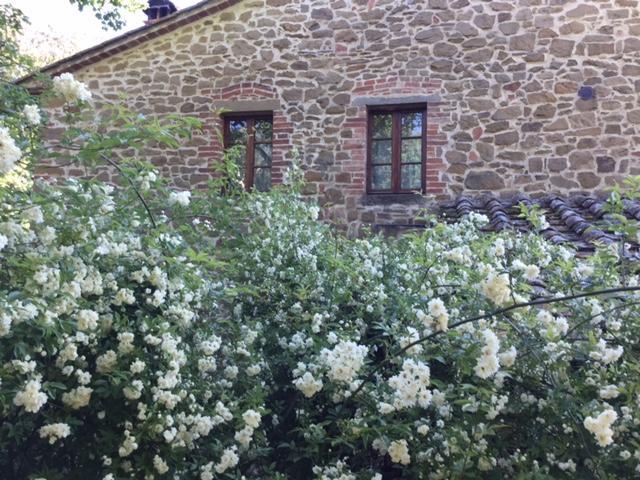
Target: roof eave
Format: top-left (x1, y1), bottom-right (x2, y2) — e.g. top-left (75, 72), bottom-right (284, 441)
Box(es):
top-left (16, 0), bottom-right (241, 85)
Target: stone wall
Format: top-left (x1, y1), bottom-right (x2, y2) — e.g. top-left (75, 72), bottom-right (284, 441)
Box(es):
top-left (37, 0), bottom-right (640, 234)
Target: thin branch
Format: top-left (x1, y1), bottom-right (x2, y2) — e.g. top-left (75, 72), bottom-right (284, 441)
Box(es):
top-left (99, 153), bottom-right (157, 228)
top-left (351, 285), bottom-right (640, 397)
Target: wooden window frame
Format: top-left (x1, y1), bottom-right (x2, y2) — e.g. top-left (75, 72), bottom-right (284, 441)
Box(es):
top-left (366, 104), bottom-right (427, 194)
top-left (222, 112), bottom-right (273, 191)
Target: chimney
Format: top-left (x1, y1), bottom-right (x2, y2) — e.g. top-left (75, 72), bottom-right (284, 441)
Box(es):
top-left (144, 0), bottom-right (178, 25)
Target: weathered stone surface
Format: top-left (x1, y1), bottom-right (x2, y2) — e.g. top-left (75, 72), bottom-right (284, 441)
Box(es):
top-left (544, 118), bottom-right (569, 131)
top-left (34, 0), bottom-right (640, 233)
top-left (476, 142), bottom-right (494, 162)
top-left (492, 106), bottom-right (522, 120)
top-left (416, 29), bottom-right (444, 43)
top-left (486, 121), bottom-right (509, 133)
top-left (567, 4), bottom-right (599, 18)
top-left (623, 38), bottom-right (640, 53)
top-left (499, 22), bottom-right (520, 35)
top-left (559, 21), bottom-right (585, 35)
top-left (473, 14), bottom-right (495, 29)
top-left (456, 22), bottom-right (479, 37)
top-left (433, 42), bottom-right (458, 57)
top-left (628, 110), bottom-right (640, 124)
top-left (495, 131), bottom-right (519, 145)
top-left (596, 156), bottom-right (616, 173)
top-left (550, 39), bottom-right (575, 57)
top-left (465, 170), bottom-right (505, 190)
top-left (548, 157), bottom-right (567, 172)
top-left (578, 172), bottom-right (600, 188)
top-left (311, 8), bottom-right (333, 20)
top-left (534, 104), bottom-right (556, 118)
top-left (509, 33), bottom-right (536, 51)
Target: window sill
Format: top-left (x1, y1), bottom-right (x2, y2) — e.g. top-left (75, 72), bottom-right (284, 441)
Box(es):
top-left (361, 192), bottom-right (428, 206)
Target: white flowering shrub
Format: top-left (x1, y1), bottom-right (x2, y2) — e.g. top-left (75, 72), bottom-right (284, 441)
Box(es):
top-left (197, 188), bottom-right (640, 479)
top-left (0, 180), bottom-right (268, 479)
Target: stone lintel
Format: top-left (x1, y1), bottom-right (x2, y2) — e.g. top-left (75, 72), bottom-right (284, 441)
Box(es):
top-left (213, 99), bottom-right (281, 113)
top-left (353, 95), bottom-right (441, 107)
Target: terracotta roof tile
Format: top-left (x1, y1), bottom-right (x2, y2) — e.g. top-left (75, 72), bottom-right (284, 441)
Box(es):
top-left (438, 194), bottom-right (640, 256)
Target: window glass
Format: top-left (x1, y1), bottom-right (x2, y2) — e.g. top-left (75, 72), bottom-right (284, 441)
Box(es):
top-left (372, 140), bottom-right (392, 165)
top-left (401, 164), bottom-right (422, 190)
top-left (401, 112), bottom-right (422, 137)
top-left (254, 168), bottom-right (271, 192)
top-left (372, 165), bottom-right (392, 190)
top-left (229, 120), bottom-right (248, 145)
top-left (224, 115), bottom-right (273, 191)
top-left (372, 114), bottom-right (392, 139)
top-left (368, 107), bottom-right (426, 193)
top-left (401, 138), bottom-right (422, 164)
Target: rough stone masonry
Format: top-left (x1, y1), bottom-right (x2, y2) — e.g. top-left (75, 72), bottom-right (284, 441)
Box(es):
top-left (32, 0), bottom-right (640, 234)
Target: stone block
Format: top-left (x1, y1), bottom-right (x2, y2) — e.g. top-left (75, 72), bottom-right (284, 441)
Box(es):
top-left (567, 4), bottom-right (599, 17)
top-left (596, 156), bottom-right (616, 173)
top-left (550, 39), bottom-right (574, 57)
top-left (416, 29), bottom-right (444, 43)
top-left (494, 131), bottom-right (519, 145)
top-left (465, 170), bottom-right (505, 190)
top-left (509, 33), bottom-right (536, 51)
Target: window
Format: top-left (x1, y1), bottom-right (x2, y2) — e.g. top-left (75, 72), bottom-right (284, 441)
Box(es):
top-left (223, 113), bottom-right (273, 192)
top-left (367, 105), bottom-right (427, 193)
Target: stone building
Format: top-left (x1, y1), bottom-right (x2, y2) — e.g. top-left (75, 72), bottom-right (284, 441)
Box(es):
top-left (21, 0), bottom-right (640, 234)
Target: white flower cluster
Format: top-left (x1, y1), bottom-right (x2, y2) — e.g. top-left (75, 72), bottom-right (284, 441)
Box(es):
top-left (584, 409), bottom-right (618, 447)
top-left (52, 73), bottom-right (92, 103)
top-left (23, 104), bottom-right (41, 125)
top-left (39, 423), bottom-right (71, 444)
top-left (320, 340), bottom-right (368, 385)
top-left (294, 371), bottom-right (324, 398)
top-left (62, 386), bottom-right (93, 409)
top-left (312, 460), bottom-right (356, 480)
top-left (383, 359), bottom-right (431, 412)
top-left (13, 377), bottom-right (48, 413)
top-left (481, 272), bottom-right (511, 306)
top-left (589, 339), bottom-right (624, 365)
top-left (169, 190), bottom-right (191, 207)
top-left (416, 298), bottom-right (450, 332)
top-left (474, 329), bottom-right (500, 379)
top-left (214, 446), bottom-right (239, 475)
top-left (0, 126), bottom-right (21, 174)
top-left (388, 439), bottom-right (411, 465)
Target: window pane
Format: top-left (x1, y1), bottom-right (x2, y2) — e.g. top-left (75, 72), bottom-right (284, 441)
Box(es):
top-left (254, 168), bottom-right (271, 192)
top-left (401, 138), bottom-right (422, 164)
top-left (372, 165), bottom-right (392, 190)
top-left (229, 120), bottom-right (247, 145)
top-left (254, 143), bottom-right (272, 167)
top-left (372, 114), bottom-right (392, 139)
top-left (255, 120), bottom-right (272, 142)
top-left (401, 112), bottom-right (423, 137)
top-left (372, 139), bottom-right (392, 165)
top-left (401, 164), bottom-right (422, 190)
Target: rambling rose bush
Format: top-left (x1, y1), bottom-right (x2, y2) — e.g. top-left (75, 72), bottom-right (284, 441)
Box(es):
top-left (0, 180), bottom-right (267, 479)
top-left (191, 188), bottom-right (640, 479)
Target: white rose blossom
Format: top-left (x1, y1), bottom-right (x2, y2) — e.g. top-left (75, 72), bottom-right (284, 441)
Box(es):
top-left (23, 104), bottom-right (41, 125)
top-left (52, 72), bottom-right (92, 103)
top-left (0, 126), bottom-right (21, 174)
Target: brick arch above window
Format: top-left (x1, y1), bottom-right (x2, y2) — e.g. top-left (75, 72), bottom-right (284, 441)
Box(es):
top-left (353, 76), bottom-right (442, 97)
top-left (196, 82), bottom-right (292, 190)
top-left (205, 82), bottom-right (277, 101)
top-left (342, 77), bottom-right (448, 198)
